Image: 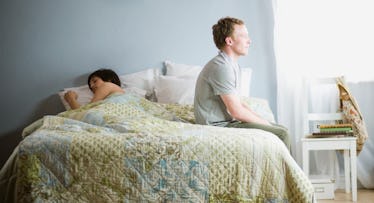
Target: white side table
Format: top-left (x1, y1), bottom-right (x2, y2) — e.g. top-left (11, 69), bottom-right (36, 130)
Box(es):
top-left (301, 137), bottom-right (357, 201)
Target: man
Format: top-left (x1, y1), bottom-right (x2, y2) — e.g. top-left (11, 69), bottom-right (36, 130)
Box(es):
top-left (194, 17), bottom-right (290, 150)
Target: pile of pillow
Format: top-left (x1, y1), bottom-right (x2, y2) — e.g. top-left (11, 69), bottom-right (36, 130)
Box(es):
top-left (154, 60), bottom-right (252, 105)
top-left (154, 60), bottom-right (202, 105)
top-left (58, 60), bottom-right (252, 110)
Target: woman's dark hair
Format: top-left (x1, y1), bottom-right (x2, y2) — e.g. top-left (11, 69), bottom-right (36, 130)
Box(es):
top-left (87, 68), bottom-right (121, 90)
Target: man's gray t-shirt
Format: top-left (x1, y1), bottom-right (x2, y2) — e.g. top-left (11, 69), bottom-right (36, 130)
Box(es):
top-left (194, 52), bottom-right (239, 125)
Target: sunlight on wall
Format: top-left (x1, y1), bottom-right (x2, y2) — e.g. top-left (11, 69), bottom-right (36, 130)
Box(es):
top-left (275, 0), bottom-right (374, 82)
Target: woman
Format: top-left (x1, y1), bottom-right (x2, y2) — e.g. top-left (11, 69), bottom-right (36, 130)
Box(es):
top-left (64, 69), bottom-right (124, 110)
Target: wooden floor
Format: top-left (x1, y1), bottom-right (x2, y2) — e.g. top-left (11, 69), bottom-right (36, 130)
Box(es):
top-left (318, 189), bottom-right (374, 203)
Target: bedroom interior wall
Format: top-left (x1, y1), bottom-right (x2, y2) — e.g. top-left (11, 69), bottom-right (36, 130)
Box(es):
top-left (0, 0), bottom-right (276, 168)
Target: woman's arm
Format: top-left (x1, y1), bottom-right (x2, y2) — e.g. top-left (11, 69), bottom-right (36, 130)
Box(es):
top-left (64, 91), bottom-right (81, 110)
top-left (64, 82), bottom-right (124, 110)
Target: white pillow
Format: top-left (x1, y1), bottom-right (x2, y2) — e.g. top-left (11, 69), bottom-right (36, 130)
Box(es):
top-left (164, 60), bottom-right (202, 77)
top-left (119, 68), bottom-right (161, 98)
top-left (154, 75), bottom-right (197, 105)
top-left (58, 85), bottom-right (147, 110)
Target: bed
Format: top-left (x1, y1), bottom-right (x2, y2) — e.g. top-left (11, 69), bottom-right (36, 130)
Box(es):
top-left (1, 64), bottom-right (315, 202)
top-left (1, 92), bottom-right (314, 202)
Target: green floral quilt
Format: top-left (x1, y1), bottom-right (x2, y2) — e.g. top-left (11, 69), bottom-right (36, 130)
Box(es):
top-left (0, 93), bottom-right (314, 202)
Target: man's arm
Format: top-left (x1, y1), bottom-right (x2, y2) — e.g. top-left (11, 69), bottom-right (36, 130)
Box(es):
top-left (220, 94), bottom-right (270, 125)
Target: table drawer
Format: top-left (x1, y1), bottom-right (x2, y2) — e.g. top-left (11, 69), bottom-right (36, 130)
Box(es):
top-left (312, 182), bottom-right (335, 199)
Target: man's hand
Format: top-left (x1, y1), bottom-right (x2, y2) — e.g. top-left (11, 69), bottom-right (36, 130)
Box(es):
top-left (220, 94), bottom-right (270, 125)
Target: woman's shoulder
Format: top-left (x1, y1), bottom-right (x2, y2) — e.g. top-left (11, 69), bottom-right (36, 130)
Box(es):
top-left (97, 82), bottom-right (124, 96)
top-left (103, 82), bottom-right (124, 90)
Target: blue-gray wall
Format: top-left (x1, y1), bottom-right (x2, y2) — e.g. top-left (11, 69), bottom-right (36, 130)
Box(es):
top-left (0, 0), bottom-right (276, 168)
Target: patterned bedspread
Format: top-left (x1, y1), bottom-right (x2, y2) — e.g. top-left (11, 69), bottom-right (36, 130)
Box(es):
top-left (0, 93), bottom-right (314, 202)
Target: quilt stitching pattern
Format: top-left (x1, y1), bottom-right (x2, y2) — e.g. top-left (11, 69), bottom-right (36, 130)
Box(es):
top-left (13, 93), bottom-right (314, 202)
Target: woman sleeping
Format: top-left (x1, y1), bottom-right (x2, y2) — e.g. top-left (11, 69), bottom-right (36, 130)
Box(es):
top-left (64, 69), bottom-right (125, 109)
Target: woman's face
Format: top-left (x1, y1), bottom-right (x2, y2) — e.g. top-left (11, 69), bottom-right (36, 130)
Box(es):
top-left (89, 76), bottom-right (105, 93)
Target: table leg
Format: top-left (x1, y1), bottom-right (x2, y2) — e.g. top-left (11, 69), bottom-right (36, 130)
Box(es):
top-left (302, 143), bottom-right (309, 177)
top-left (351, 142), bottom-right (357, 202)
top-left (344, 149), bottom-right (350, 193)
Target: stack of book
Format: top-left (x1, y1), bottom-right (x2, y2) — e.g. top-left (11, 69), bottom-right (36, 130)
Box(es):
top-left (309, 123), bottom-right (354, 138)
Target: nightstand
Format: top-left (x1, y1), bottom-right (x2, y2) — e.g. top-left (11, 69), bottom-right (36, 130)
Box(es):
top-left (301, 137), bottom-right (357, 201)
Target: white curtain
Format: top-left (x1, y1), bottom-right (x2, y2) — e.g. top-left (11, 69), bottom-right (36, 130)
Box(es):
top-left (273, 0), bottom-right (374, 188)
